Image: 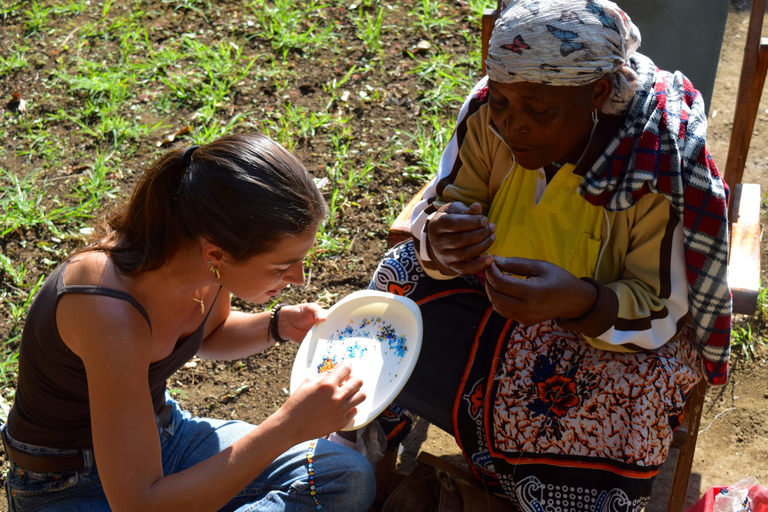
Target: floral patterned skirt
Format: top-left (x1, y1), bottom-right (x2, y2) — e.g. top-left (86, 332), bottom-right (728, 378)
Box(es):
top-left (371, 240), bottom-right (703, 512)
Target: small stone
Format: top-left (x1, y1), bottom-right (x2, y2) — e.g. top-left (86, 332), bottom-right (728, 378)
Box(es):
top-left (415, 40), bottom-right (431, 53)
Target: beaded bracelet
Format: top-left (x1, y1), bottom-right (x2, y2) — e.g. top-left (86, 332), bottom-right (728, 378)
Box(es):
top-left (268, 304), bottom-right (290, 343)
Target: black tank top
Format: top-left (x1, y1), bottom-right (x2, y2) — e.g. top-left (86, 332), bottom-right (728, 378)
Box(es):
top-left (7, 260), bottom-right (221, 450)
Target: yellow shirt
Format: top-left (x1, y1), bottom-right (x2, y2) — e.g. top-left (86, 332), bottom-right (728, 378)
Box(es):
top-left (486, 163), bottom-right (604, 281)
top-left (415, 100), bottom-right (688, 351)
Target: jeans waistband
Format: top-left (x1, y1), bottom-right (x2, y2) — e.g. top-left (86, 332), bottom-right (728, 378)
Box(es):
top-left (1, 429), bottom-right (87, 474)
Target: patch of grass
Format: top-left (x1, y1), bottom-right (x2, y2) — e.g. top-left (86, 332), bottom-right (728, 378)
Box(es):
top-left (162, 0), bottom-right (212, 21)
top-left (0, 43), bottom-right (30, 76)
top-left (354, 6), bottom-right (385, 57)
top-left (731, 283), bottom-right (768, 360)
top-left (382, 192), bottom-right (406, 226)
top-left (246, 0), bottom-right (334, 60)
top-left (0, 168), bottom-right (93, 238)
top-left (15, 117), bottom-right (64, 168)
top-left (322, 64), bottom-right (358, 110)
top-left (1, 1), bottom-right (22, 21)
top-left (398, 113), bottom-right (454, 182)
top-left (410, 51), bottom-right (477, 114)
top-left (410, 0), bottom-right (456, 37)
top-left (194, 112), bottom-right (256, 146)
top-left (466, 0), bottom-right (498, 19)
top-left (24, 1), bottom-right (53, 36)
top-left (53, 0), bottom-right (90, 16)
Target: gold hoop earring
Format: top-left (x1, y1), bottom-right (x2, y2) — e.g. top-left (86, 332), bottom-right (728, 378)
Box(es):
top-left (208, 261), bottom-right (221, 280)
top-left (592, 107), bottom-right (599, 125)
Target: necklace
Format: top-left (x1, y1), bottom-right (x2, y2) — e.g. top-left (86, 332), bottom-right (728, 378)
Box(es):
top-left (165, 266), bottom-right (205, 314)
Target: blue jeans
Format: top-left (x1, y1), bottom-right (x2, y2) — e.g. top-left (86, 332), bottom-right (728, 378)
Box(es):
top-left (4, 397), bottom-right (375, 511)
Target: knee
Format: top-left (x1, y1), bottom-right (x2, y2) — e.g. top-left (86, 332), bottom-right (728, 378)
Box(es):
top-left (346, 452), bottom-right (376, 509)
top-left (315, 441), bottom-right (376, 511)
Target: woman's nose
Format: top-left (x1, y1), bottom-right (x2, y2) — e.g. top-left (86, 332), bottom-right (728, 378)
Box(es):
top-left (504, 113), bottom-right (529, 138)
top-left (285, 261), bottom-right (305, 286)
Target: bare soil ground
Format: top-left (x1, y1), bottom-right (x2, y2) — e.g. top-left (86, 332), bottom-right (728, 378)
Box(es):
top-left (1, 2), bottom-right (767, 511)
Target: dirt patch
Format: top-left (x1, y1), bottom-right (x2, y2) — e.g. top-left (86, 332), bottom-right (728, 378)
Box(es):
top-left (1, 2), bottom-right (767, 511)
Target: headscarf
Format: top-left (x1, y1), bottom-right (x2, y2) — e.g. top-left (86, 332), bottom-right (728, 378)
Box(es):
top-left (485, 0), bottom-right (642, 115)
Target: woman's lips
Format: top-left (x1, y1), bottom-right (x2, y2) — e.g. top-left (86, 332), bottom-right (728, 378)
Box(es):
top-left (509, 145), bottom-right (535, 154)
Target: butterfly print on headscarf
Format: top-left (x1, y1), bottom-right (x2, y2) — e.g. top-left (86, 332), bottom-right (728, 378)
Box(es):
top-left (501, 35), bottom-right (531, 54)
top-left (586, 0), bottom-right (620, 34)
top-left (559, 10), bottom-right (583, 23)
top-left (546, 25), bottom-right (586, 56)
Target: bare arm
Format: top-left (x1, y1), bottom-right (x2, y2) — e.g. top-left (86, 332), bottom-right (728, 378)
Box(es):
top-left (197, 296), bottom-right (326, 360)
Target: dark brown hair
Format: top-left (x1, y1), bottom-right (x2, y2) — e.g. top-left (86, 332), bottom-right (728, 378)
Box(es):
top-left (92, 133), bottom-right (326, 275)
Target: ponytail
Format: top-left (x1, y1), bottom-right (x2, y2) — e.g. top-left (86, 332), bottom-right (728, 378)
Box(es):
top-left (89, 133), bottom-right (325, 275)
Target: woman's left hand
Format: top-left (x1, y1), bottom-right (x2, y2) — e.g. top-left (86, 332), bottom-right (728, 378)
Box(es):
top-left (485, 257), bottom-right (597, 325)
top-left (276, 303), bottom-right (327, 343)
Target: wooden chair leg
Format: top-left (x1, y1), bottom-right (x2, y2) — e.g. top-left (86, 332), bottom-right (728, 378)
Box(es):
top-left (667, 376), bottom-right (709, 512)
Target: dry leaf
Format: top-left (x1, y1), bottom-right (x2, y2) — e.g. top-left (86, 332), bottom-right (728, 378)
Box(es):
top-left (156, 133), bottom-right (176, 147)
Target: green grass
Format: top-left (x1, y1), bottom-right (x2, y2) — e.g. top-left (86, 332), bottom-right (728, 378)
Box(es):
top-left (0, 43), bottom-right (30, 76)
top-left (0, 168), bottom-right (94, 238)
top-left (354, 6), bottom-right (386, 57)
top-left (397, 112), bottom-right (454, 182)
top-left (246, 0), bottom-right (334, 60)
top-left (731, 284), bottom-right (768, 360)
top-left (24, 1), bottom-right (53, 36)
top-left (409, 0), bottom-right (456, 37)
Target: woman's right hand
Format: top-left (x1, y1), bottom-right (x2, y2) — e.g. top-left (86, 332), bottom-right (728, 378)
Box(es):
top-left (427, 202), bottom-right (496, 276)
top-left (277, 361), bottom-right (365, 440)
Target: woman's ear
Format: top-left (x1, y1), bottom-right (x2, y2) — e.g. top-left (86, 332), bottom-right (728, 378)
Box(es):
top-left (591, 75), bottom-right (614, 111)
top-left (200, 240), bottom-right (227, 267)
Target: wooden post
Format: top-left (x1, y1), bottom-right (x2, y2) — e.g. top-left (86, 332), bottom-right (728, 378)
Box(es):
top-left (723, 0), bottom-right (768, 193)
top-left (480, 1), bottom-right (503, 76)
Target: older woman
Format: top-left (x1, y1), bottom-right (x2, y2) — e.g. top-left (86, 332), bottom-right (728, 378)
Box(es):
top-left (371, 0), bottom-right (731, 509)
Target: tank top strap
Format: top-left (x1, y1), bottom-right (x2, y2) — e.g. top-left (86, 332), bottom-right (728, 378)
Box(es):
top-left (203, 286), bottom-right (223, 323)
top-left (59, 284), bottom-right (153, 333)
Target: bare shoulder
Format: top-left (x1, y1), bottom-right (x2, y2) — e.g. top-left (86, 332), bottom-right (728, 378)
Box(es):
top-left (64, 250), bottom-right (120, 287)
top-left (58, 251), bottom-right (151, 360)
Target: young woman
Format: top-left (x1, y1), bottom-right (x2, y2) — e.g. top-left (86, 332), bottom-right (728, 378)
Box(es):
top-left (3, 133), bottom-right (375, 511)
top-left (371, 0), bottom-right (731, 510)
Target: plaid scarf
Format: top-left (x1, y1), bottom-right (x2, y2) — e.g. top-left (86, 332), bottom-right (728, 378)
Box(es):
top-left (578, 53), bottom-right (731, 385)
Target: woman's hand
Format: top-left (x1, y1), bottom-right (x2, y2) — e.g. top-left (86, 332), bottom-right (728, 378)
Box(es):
top-left (277, 361), bottom-right (365, 439)
top-left (427, 202), bottom-right (496, 276)
top-left (277, 303), bottom-right (327, 343)
top-left (485, 257), bottom-right (597, 325)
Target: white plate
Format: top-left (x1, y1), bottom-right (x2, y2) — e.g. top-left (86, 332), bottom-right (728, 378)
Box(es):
top-left (289, 290), bottom-right (423, 430)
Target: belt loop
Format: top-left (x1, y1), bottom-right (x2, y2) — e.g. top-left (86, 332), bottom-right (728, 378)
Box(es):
top-left (1, 426), bottom-right (10, 455)
top-left (81, 449), bottom-right (96, 476)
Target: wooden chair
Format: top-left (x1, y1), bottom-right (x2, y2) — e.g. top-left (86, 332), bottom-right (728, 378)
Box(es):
top-left (382, 1), bottom-right (764, 511)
